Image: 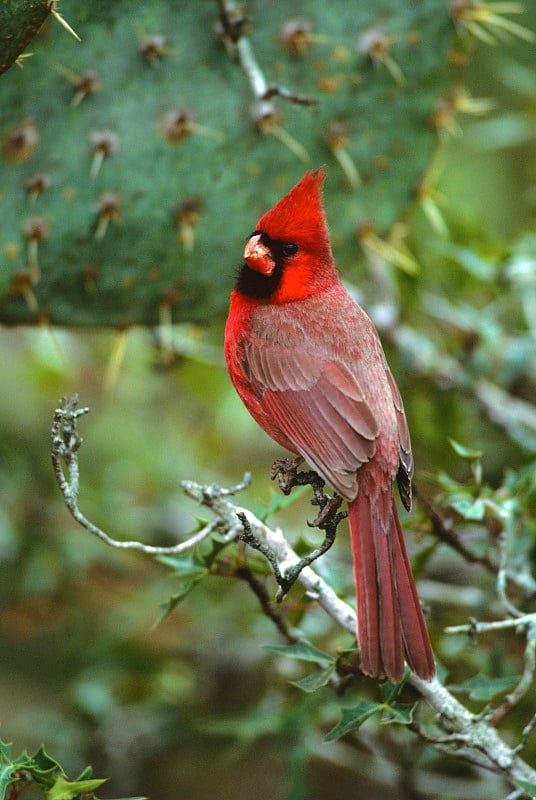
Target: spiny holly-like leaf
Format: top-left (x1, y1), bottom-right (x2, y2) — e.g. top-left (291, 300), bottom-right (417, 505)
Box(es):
top-left (265, 641), bottom-right (333, 667)
top-left (292, 665), bottom-right (336, 693)
top-left (25, 743), bottom-right (63, 777)
top-left (154, 581), bottom-right (203, 626)
top-left (324, 700), bottom-right (382, 741)
top-left (46, 775), bottom-right (107, 800)
top-left (449, 673), bottom-right (519, 701)
top-left (0, 741), bottom-right (12, 761)
top-left (158, 553), bottom-right (209, 580)
top-left (0, 764), bottom-right (18, 799)
top-left (0, 740), bottom-right (116, 800)
top-left (379, 670), bottom-right (410, 703)
top-left (450, 496), bottom-right (486, 520)
top-left (381, 702), bottom-right (417, 725)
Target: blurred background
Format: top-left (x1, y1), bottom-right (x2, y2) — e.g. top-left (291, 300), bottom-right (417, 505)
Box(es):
top-left (1, 2), bottom-right (536, 798)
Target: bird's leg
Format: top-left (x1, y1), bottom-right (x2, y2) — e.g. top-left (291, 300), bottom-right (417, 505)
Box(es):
top-left (274, 493), bottom-right (347, 599)
top-left (265, 459), bottom-right (349, 599)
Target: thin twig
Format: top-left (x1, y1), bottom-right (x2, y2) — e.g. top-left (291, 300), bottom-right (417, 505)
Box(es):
top-left (51, 396), bottom-right (231, 555)
top-left (514, 712), bottom-right (536, 755)
top-left (262, 85), bottom-right (319, 107)
top-left (488, 624), bottom-right (536, 726)
top-left (235, 565), bottom-right (300, 643)
top-left (497, 529), bottom-right (525, 618)
top-left (445, 614), bottom-right (536, 635)
top-left (216, 0), bottom-right (318, 109)
top-left (413, 485), bottom-right (497, 573)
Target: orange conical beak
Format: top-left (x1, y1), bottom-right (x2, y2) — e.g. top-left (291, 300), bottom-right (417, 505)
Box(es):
top-left (244, 234), bottom-right (276, 276)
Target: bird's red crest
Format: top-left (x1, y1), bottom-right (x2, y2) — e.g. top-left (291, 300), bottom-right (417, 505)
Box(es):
top-left (256, 168), bottom-right (331, 261)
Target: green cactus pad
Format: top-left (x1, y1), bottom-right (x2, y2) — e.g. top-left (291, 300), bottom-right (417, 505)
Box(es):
top-left (0, 0), bottom-right (52, 76)
top-left (0, 1), bottom-right (461, 326)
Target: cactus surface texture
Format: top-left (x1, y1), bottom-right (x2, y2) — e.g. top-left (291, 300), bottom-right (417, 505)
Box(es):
top-left (0, 1), bottom-right (461, 326)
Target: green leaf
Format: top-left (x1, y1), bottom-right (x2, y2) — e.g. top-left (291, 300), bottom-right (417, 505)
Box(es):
top-left (324, 700), bottom-right (382, 741)
top-left (265, 642), bottom-right (333, 667)
top-left (517, 778), bottom-right (536, 799)
top-left (379, 670), bottom-right (409, 703)
top-left (449, 673), bottom-right (519, 701)
top-left (0, 764), bottom-right (17, 799)
top-left (256, 485), bottom-right (309, 522)
top-left (157, 554), bottom-right (209, 580)
top-left (292, 666), bottom-right (336, 693)
top-left (0, 740), bottom-right (12, 761)
top-left (154, 582), bottom-right (200, 625)
top-left (46, 775), bottom-right (106, 800)
top-left (449, 439), bottom-right (482, 460)
top-left (381, 703), bottom-right (417, 726)
top-left (451, 496), bottom-right (486, 520)
top-left (27, 744), bottom-right (62, 778)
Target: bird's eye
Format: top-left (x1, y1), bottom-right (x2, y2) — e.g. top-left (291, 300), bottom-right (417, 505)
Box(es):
top-left (282, 242), bottom-right (299, 256)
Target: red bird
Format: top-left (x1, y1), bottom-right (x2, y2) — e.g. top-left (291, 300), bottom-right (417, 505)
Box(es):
top-left (224, 168), bottom-right (435, 683)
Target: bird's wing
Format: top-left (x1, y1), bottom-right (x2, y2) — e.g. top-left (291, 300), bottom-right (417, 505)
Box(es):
top-left (384, 367), bottom-right (413, 510)
top-left (240, 340), bottom-right (378, 499)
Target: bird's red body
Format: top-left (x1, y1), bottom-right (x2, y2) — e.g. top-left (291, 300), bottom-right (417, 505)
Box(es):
top-left (224, 169), bottom-right (434, 682)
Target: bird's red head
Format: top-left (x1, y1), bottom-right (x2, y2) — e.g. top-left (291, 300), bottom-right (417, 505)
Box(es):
top-left (255, 167), bottom-right (331, 262)
top-left (236, 168), bottom-right (337, 304)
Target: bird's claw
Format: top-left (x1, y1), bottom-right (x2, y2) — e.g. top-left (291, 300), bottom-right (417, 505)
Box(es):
top-left (270, 456), bottom-right (304, 495)
top-left (308, 493), bottom-right (344, 529)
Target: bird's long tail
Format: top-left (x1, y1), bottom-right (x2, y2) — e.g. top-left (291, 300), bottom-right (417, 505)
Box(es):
top-left (348, 476), bottom-right (435, 683)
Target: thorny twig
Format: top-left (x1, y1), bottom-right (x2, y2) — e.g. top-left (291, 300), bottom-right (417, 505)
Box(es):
top-left (51, 396), bottom-right (536, 794)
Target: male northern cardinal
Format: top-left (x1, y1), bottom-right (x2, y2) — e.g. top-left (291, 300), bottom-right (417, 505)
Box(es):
top-left (224, 168), bottom-right (435, 683)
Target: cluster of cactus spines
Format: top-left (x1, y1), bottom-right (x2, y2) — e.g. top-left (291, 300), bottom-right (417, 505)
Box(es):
top-left (0, 1), bottom-right (530, 327)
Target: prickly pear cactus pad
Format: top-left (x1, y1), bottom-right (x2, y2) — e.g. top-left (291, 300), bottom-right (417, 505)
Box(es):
top-left (0, 0), bottom-right (463, 326)
top-left (0, 0), bottom-right (52, 76)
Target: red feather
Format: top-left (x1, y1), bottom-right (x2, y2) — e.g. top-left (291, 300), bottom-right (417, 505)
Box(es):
top-left (224, 170), bottom-right (435, 682)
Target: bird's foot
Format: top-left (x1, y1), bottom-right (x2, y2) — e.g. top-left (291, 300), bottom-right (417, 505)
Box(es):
top-left (266, 460), bottom-right (349, 598)
top-left (270, 456), bottom-right (304, 495)
top-left (308, 493), bottom-right (344, 530)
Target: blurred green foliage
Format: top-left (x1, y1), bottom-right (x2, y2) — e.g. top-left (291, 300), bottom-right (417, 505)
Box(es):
top-left (0, 1), bottom-right (536, 799)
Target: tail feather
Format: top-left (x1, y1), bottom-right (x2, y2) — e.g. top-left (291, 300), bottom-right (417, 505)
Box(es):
top-left (349, 487), bottom-right (435, 683)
